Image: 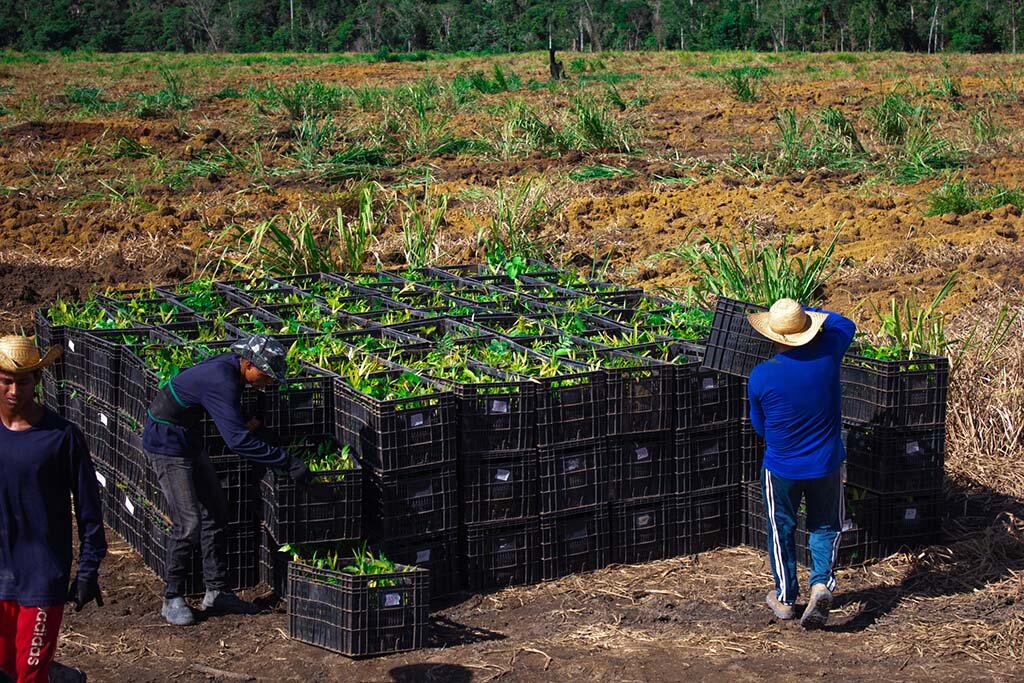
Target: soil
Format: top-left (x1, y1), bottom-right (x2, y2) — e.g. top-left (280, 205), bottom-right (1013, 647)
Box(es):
top-left (2, 51), bottom-right (1023, 682)
top-left (57, 530), bottom-right (1020, 683)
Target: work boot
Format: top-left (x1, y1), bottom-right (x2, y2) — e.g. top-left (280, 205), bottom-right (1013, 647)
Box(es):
top-left (766, 590), bottom-right (796, 620)
top-left (49, 662), bottom-right (87, 682)
top-left (161, 597), bottom-right (196, 626)
top-left (201, 590), bottom-right (260, 615)
top-left (800, 584), bottom-right (833, 630)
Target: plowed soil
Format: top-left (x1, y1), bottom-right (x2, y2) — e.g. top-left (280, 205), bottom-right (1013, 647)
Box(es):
top-left (2, 51), bottom-right (1023, 681)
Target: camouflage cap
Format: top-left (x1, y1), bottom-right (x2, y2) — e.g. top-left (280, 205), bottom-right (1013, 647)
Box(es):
top-left (231, 334), bottom-right (287, 383)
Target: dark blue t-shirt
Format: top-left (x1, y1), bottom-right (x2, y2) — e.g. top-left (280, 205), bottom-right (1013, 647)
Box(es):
top-left (747, 308), bottom-right (856, 480)
top-left (142, 353), bottom-right (289, 468)
top-left (0, 407), bottom-right (107, 606)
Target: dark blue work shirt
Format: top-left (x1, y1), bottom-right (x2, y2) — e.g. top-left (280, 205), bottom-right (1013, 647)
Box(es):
top-left (142, 353), bottom-right (289, 468)
top-left (747, 308), bottom-right (856, 480)
top-left (0, 408), bottom-right (107, 606)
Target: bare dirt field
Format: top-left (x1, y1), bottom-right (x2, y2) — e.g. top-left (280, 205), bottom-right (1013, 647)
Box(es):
top-left (2, 50), bottom-right (1023, 681)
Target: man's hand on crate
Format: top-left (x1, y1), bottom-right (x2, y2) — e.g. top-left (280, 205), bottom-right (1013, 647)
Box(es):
top-left (288, 456), bottom-right (313, 486)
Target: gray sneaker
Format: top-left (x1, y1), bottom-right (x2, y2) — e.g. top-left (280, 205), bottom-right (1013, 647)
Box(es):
top-left (201, 590), bottom-right (259, 615)
top-left (49, 662), bottom-right (87, 682)
top-left (800, 584), bottom-right (833, 630)
top-left (766, 590), bottom-right (796, 620)
top-left (161, 597), bottom-right (196, 626)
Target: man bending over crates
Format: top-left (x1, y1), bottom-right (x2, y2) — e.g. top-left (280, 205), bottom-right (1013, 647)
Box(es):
top-left (0, 335), bottom-right (106, 682)
top-left (746, 299), bottom-right (855, 629)
top-left (143, 335), bottom-right (312, 627)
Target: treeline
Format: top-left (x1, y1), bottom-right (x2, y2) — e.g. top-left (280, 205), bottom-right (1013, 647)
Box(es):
top-left (1, 0), bottom-right (1020, 54)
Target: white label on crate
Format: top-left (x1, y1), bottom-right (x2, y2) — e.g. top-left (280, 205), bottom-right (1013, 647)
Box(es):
top-left (415, 549), bottom-right (431, 563)
top-left (565, 456), bottom-right (583, 473)
top-left (904, 507), bottom-right (918, 521)
top-left (412, 484), bottom-right (433, 500)
top-left (409, 413), bottom-right (425, 428)
top-left (842, 519), bottom-right (855, 532)
top-left (67, 339), bottom-right (75, 353)
top-left (496, 539), bottom-right (514, 552)
top-left (99, 412), bottom-right (108, 427)
top-left (636, 513), bottom-right (652, 528)
top-left (124, 497), bottom-right (135, 515)
top-left (702, 377), bottom-right (718, 391)
top-left (490, 399), bottom-right (509, 414)
top-left (905, 440), bottom-right (923, 457)
top-left (95, 471), bottom-right (107, 488)
top-left (383, 592), bottom-right (402, 608)
top-left (634, 447), bottom-right (650, 461)
top-left (495, 469), bottom-right (511, 482)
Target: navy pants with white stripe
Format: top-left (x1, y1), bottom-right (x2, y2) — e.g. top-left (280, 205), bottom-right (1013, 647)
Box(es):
top-left (762, 467), bottom-right (844, 605)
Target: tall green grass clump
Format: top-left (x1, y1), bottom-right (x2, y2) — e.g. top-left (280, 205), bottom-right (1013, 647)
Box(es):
top-left (925, 178), bottom-right (1024, 216)
top-left (568, 97), bottom-right (638, 153)
top-left (772, 107), bottom-right (867, 174)
top-left (476, 178), bottom-right (560, 268)
top-left (400, 182), bottom-right (449, 269)
top-left (669, 225), bottom-right (843, 306)
top-left (66, 86), bottom-right (120, 114)
top-left (969, 107), bottom-right (1006, 145)
top-left (865, 90), bottom-right (920, 144)
top-left (275, 79), bottom-right (342, 120)
top-left (720, 66), bottom-right (770, 102)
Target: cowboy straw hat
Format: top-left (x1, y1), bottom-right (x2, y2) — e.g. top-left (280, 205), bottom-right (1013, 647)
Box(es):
top-left (747, 298), bottom-right (828, 347)
top-left (0, 335), bottom-right (63, 373)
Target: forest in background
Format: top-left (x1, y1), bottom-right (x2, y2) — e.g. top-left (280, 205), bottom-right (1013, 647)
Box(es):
top-left (1, 0), bottom-right (1021, 55)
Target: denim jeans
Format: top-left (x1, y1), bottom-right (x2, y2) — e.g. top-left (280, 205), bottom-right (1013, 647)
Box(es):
top-left (146, 450), bottom-right (229, 598)
top-left (761, 466), bottom-right (844, 605)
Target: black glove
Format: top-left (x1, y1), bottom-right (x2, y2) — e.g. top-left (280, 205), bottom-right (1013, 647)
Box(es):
top-left (288, 457), bottom-right (314, 486)
top-left (68, 575), bottom-right (103, 612)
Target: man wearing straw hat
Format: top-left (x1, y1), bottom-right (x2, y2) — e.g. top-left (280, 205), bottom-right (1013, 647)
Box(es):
top-left (0, 335), bottom-right (106, 682)
top-left (142, 334), bottom-right (312, 627)
top-left (747, 299), bottom-right (856, 629)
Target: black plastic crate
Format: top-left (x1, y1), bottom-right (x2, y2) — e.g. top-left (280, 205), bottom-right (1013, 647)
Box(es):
top-left (841, 350), bottom-right (948, 428)
top-left (114, 415), bottom-right (147, 492)
top-left (364, 465), bottom-right (459, 542)
top-left (675, 485), bottom-right (742, 555)
top-left (539, 506), bottom-right (610, 580)
top-left (83, 398), bottom-right (119, 471)
top-left (844, 424), bottom-right (945, 494)
top-left (441, 365), bottom-right (536, 456)
top-left (534, 368), bottom-right (607, 449)
top-left (287, 561), bottom-right (430, 658)
top-left (742, 481), bottom-right (810, 564)
top-left (111, 484), bottom-right (147, 554)
top-left (379, 532), bottom-right (461, 598)
top-left (739, 419), bottom-right (764, 482)
top-left (34, 309), bottom-right (68, 381)
top-left (599, 350), bottom-right (674, 437)
top-left (674, 423), bottom-right (741, 494)
top-left (69, 327), bottom-right (153, 407)
top-left (607, 434), bottom-right (673, 501)
top-left (257, 364), bottom-right (334, 441)
top-left (261, 437), bottom-right (362, 545)
top-left (673, 341), bottom-right (742, 429)
top-left (259, 525), bottom-right (289, 598)
top-left (460, 451), bottom-right (538, 523)
top-left (610, 497), bottom-right (672, 565)
top-left (334, 371), bottom-right (457, 473)
top-left (874, 490), bottom-right (942, 553)
top-left (40, 368), bottom-right (64, 413)
top-left (538, 442), bottom-right (607, 514)
top-left (703, 298), bottom-right (772, 379)
top-left (210, 454), bottom-right (260, 526)
top-left (463, 518), bottom-right (541, 590)
top-left (144, 507), bottom-right (206, 596)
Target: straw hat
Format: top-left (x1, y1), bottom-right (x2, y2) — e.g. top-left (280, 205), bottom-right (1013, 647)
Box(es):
top-left (747, 299), bottom-right (828, 347)
top-left (0, 335), bottom-right (63, 373)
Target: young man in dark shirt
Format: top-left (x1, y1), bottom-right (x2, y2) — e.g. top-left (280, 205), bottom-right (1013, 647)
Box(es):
top-left (747, 299), bottom-right (856, 629)
top-left (143, 335), bottom-right (311, 626)
top-left (0, 335), bottom-right (106, 682)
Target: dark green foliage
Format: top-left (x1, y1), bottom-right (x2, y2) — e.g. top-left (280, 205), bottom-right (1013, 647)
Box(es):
top-left (925, 178), bottom-right (1024, 216)
top-left (2, 1), bottom-right (1022, 53)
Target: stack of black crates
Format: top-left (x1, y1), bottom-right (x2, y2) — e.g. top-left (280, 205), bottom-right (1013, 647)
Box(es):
top-left (705, 298), bottom-right (947, 568)
top-left (35, 271), bottom-right (949, 658)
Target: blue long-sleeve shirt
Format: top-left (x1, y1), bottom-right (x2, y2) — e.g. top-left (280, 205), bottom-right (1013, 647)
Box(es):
top-left (747, 307), bottom-right (856, 480)
top-left (0, 408), bottom-right (107, 606)
top-left (142, 353), bottom-right (289, 468)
